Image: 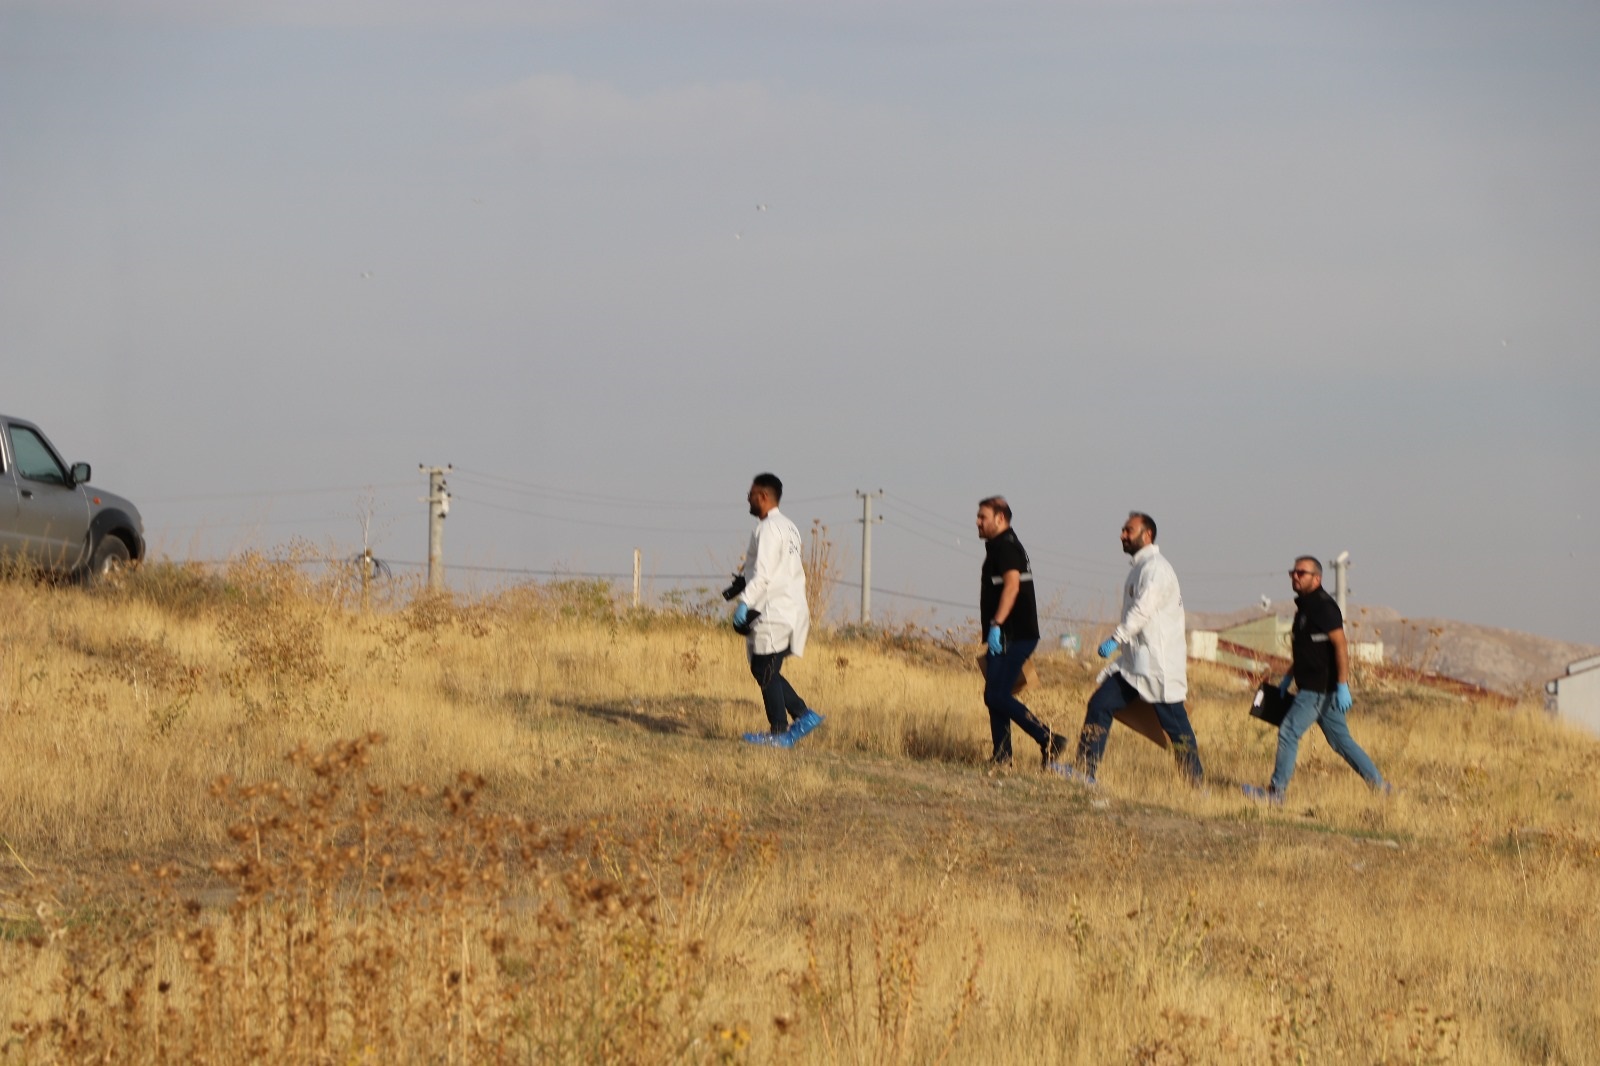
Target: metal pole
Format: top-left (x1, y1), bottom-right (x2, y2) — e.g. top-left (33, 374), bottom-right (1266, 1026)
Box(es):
top-left (856, 489), bottom-right (882, 625)
top-left (421, 464), bottom-right (451, 592)
top-left (632, 548), bottom-right (641, 609)
top-left (361, 547), bottom-right (373, 613)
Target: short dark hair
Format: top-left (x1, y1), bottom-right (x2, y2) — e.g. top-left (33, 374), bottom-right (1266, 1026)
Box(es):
top-left (752, 472), bottom-right (783, 502)
top-left (1295, 555), bottom-right (1323, 576)
top-left (1129, 511), bottom-right (1157, 541)
top-left (978, 496), bottom-right (1011, 522)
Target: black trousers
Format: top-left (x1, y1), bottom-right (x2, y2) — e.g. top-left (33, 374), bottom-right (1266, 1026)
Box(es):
top-left (749, 649), bottom-right (808, 734)
top-left (984, 638), bottom-right (1049, 761)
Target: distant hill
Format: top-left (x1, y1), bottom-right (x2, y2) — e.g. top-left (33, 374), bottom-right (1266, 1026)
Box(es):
top-left (1186, 605), bottom-right (1599, 696)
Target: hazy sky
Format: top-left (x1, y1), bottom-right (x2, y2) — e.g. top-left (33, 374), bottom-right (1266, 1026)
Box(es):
top-left (3, 0), bottom-right (1596, 643)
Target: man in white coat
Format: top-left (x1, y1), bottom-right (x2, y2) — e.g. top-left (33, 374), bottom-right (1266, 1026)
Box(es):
top-left (1066, 512), bottom-right (1204, 784)
top-left (731, 472), bottom-right (823, 747)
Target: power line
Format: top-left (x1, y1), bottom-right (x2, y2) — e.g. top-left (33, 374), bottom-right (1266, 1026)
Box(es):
top-left (449, 493), bottom-right (738, 535)
top-left (170, 556), bottom-right (725, 581)
top-left (881, 502), bottom-right (1103, 572)
top-left (453, 466), bottom-right (853, 512)
top-left (836, 577), bottom-right (966, 610)
top-left (162, 554), bottom-right (1111, 627)
top-left (143, 481), bottom-right (413, 505)
top-left (880, 516), bottom-right (971, 557)
top-left (880, 491), bottom-right (972, 538)
top-left (386, 562), bottom-right (722, 579)
top-left (834, 579), bottom-right (1098, 627)
top-left (148, 513), bottom-right (365, 533)
top-left (452, 469), bottom-right (727, 511)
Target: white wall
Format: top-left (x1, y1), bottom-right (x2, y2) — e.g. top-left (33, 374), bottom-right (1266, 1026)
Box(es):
top-left (1550, 664), bottom-right (1600, 739)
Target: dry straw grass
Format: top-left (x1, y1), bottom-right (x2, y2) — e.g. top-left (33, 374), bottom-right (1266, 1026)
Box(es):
top-left (0, 553), bottom-right (1597, 1063)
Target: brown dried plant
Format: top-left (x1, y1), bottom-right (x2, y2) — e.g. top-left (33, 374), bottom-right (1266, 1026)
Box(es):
top-left (0, 736), bottom-right (763, 1064)
top-left (805, 520), bottom-right (840, 630)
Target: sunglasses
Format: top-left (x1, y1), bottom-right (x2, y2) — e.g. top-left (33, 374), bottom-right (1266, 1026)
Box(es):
top-left (1288, 569), bottom-right (1316, 577)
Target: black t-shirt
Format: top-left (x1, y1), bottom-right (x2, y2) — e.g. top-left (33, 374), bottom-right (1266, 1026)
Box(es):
top-left (1291, 587), bottom-right (1343, 692)
top-left (981, 528), bottom-right (1040, 641)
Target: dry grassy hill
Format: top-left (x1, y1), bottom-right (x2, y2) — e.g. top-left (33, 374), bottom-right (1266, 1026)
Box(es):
top-left (1, 558), bottom-right (1597, 1063)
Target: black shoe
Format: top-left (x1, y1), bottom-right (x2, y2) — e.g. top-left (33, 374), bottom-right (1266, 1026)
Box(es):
top-left (1042, 732), bottom-right (1069, 769)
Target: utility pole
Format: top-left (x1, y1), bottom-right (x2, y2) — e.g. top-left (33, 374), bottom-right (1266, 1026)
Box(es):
top-left (420, 464), bottom-right (452, 592)
top-left (1332, 550), bottom-right (1351, 615)
top-left (856, 489), bottom-right (883, 625)
top-left (632, 548), bottom-right (642, 609)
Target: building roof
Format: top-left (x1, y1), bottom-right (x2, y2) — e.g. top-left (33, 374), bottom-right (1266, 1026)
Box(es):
top-left (1567, 654), bottom-right (1600, 675)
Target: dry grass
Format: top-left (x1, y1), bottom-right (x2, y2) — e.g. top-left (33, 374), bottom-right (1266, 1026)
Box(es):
top-left (0, 555), bottom-right (1597, 1063)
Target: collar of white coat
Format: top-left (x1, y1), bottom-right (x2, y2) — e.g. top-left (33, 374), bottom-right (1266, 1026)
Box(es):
top-left (757, 506), bottom-right (784, 525)
top-left (1129, 543), bottom-right (1161, 566)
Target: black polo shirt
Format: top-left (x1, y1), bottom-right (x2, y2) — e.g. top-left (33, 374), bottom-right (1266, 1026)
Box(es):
top-left (981, 528), bottom-right (1040, 641)
top-left (1291, 586), bottom-right (1343, 693)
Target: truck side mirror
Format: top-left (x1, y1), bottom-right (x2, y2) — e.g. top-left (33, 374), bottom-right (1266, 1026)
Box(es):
top-left (69, 462), bottom-right (91, 486)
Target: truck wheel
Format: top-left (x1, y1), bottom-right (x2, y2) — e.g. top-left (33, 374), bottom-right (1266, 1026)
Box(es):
top-left (86, 535), bottom-right (132, 585)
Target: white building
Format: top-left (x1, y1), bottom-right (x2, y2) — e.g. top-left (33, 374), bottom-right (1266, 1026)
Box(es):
top-left (1545, 654), bottom-right (1600, 738)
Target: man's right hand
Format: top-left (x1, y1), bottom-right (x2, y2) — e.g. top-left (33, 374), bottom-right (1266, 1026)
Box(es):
top-left (1097, 638), bottom-right (1119, 659)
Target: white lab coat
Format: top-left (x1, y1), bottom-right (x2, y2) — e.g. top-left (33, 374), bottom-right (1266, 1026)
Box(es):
top-left (1109, 544), bottom-right (1188, 703)
top-left (739, 507), bottom-right (811, 657)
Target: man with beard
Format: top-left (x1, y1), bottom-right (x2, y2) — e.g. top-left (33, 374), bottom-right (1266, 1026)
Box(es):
top-left (1062, 512), bottom-right (1204, 785)
top-left (1242, 556), bottom-right (1388, 804)
top-left (729, 472), bottom-right (823, 747)
top-left (976, 496), bottom-right (1068, 769)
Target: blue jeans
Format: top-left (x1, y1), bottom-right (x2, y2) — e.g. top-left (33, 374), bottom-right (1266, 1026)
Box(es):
top-left (1077, 674), bottom-right (1203, 781)
top-left (1271, 688), bottom-right (1384, 795)
top-left (984, 639), bottom-right (1048, 761)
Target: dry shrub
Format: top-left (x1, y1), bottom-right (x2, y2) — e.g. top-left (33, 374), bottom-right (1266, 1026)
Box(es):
top-left (66, 631), bottom-right (204, 737)
top-left (0, 735), bottom-right (764, 1064)
top-left (779, 914), bottom-right (982, 1066)
top-left (399, 589), bottom-right (492, 642)
top-left (901, 717), bottom-right (984, 765)
top-left (214, 551), bottom-right (348, 725)
top-left (804, 520), bottom-right (841, 629)
top-left (111, 559), bottom-right (229, 618)
top-left (491, 578), bottom-right (617, 624)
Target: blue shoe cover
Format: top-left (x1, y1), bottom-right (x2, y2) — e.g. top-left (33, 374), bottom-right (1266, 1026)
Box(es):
top-left (786, 710), bottom-right (825, 742)
top-left (1048, 763), bottom-right (1098, 788)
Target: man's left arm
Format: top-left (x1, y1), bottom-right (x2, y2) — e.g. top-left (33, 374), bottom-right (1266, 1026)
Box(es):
top-left (992, 571), bottom-right (1021, 627)
top-left (985, 570), bottom-right (1021, 655)
top-left (1329, 626), bottom-right (1353, 710)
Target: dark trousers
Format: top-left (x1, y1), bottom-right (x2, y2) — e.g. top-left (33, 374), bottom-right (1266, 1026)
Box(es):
top-left (749, 649), bottom-right (808, 734)
top-left (1078, 674), bottom-right (1204, 781)
top-left (984, 639), bottom-right (1049, 762)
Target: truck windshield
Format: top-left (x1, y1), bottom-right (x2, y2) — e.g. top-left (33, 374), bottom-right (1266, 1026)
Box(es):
top-left (8, 427), bottom-right (69, 486)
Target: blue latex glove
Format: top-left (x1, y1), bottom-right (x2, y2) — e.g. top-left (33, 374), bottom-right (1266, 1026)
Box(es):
top-left (1097, 638), bottom-right (1119, 659)
top-left (733, 602), bottom-right (749, 627)
top-left (1278, 673), bottom-right (1294, 698)
top-left (986, 625), bottom-right (1004, 656)
top-left (1334, 682), bottom-right (1353, 713)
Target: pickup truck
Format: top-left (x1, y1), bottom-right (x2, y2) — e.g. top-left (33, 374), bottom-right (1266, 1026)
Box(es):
top-left (0, 413), bottom-right (145, 582)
